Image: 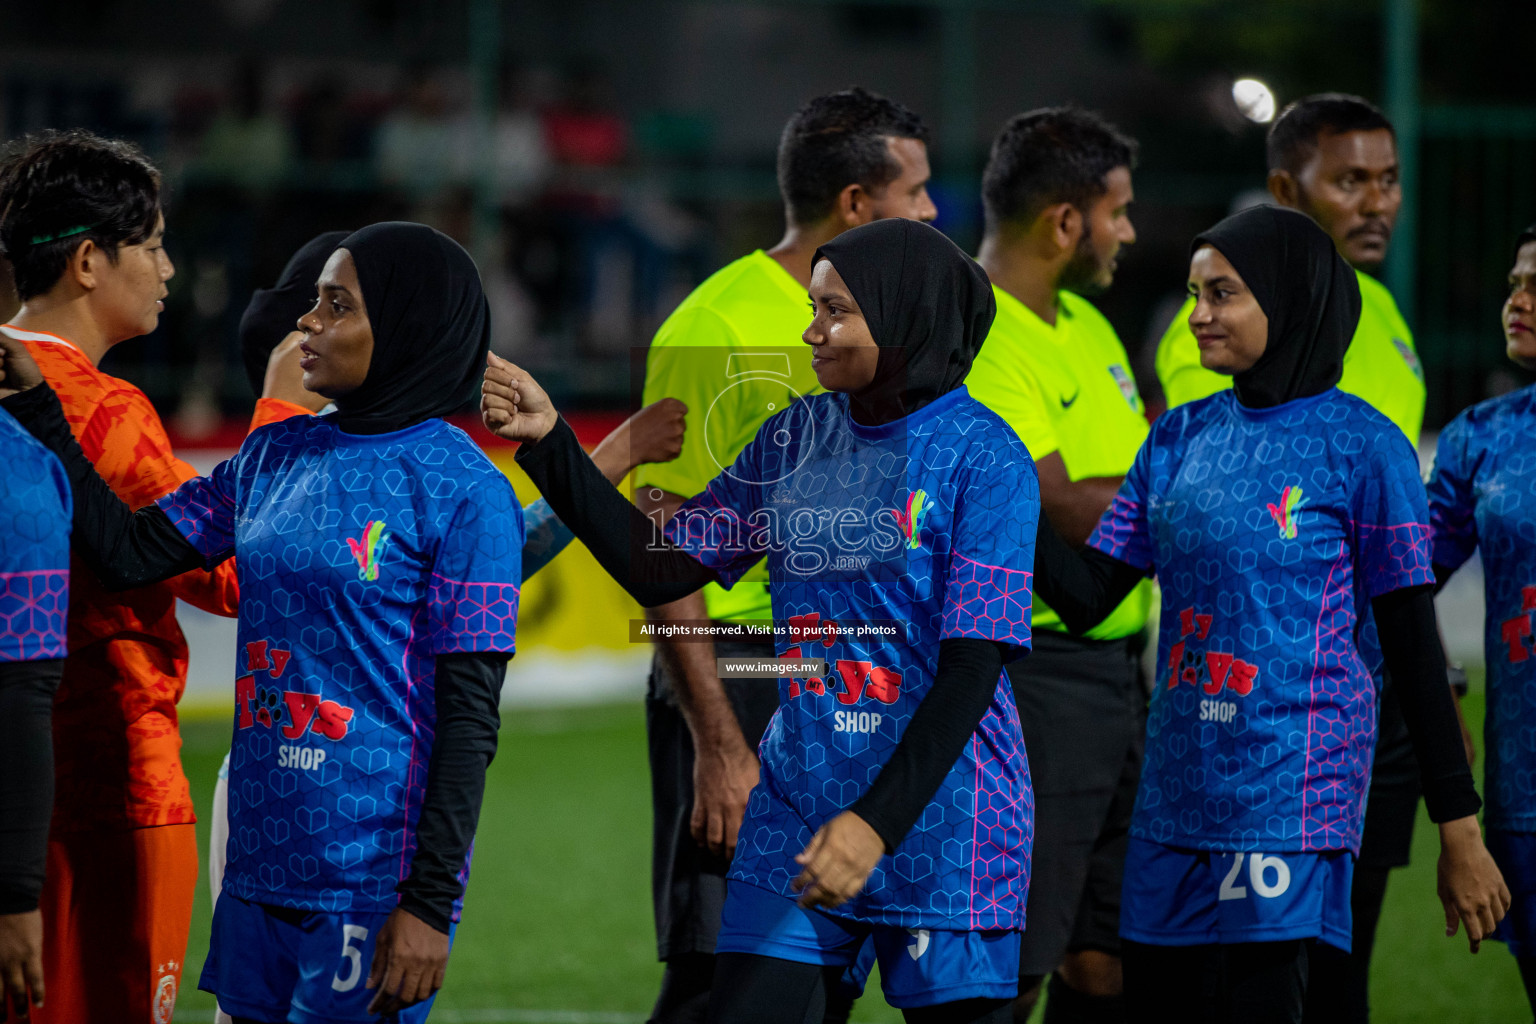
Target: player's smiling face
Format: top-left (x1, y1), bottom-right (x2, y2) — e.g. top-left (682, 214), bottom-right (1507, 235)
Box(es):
top-left (803, 258), bottom-right (879, 393)
top-left (1504, 241), bottom-right (1536, 371)
top-left (1187, 244), bottom-right (1269, 376)
top-left (90, 211), bottom-right (173, 342)
top-left (296, 248), bottom-right (374, 398)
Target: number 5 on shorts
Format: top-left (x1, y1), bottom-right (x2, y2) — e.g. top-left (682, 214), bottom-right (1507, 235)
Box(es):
top-left (1218, 852), bottom-right (1292, 901)
top-left (332, 923), bottom-right (370, 992)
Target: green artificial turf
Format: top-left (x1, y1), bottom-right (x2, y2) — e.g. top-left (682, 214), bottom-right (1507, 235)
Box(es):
top-left (171, 688), bottom-right (1528, 1023)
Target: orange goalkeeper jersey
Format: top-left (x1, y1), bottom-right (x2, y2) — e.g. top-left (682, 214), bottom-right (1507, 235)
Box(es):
top-left (2, 324), bottom-right (307, 831)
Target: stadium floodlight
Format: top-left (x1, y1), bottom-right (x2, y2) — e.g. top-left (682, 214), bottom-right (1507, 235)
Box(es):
top-left (1232, 78), bottom-right (1277, 124)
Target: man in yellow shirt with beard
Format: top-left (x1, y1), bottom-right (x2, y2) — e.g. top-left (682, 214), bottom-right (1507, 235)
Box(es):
top-left (966, 107), bottom-right (1146, 1024)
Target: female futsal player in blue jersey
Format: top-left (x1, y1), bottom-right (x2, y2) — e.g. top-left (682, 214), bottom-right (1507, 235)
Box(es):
top-left (484, 218), bottom-right (1039, 1024)
top-left (0, 222), bottom-right (524, 1023)
top-left (1030, 205), bottom-right (1507, 1023)
top-left (1426, 223), bottom-right (1536, 1014)
top-left (199, 228), bottom-right (687, 1024)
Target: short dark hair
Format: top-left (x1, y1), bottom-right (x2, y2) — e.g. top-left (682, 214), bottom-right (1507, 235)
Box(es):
top-left (981, 106), bottom-right (1138, 231)
top-left (776, 87), bottom-right (930, 226)
top-left (0, 129), bottom-right (162, 301)
top-left (1266, 93), bottom-right (1395, 174)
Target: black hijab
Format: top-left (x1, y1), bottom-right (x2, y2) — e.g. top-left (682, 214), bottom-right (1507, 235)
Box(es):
top-left (1517, 223), bottom-right (1536, 256)
top-left (813, 219), bottom-right (995, 425)
top-left (1192, 205), bottom-right (1360, 409)
top-left (239, 230), bottom-right (348, 397)
top-left (332, 222), bottom-right (491, 435)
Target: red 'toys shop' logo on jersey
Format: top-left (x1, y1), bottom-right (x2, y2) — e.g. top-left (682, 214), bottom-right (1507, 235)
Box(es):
top-left (1167, 606), bottom-right (1259, 697)
top-left (1499, 586), bottom-right (1536, 665)
top-left (779, 612), bottom-right (903, 705)
top-left (236, 640), bottom-right (354, 740)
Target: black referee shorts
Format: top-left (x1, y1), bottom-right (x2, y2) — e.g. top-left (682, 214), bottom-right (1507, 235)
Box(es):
top-left (1007, 629), bottom-right (1147, 976)
top-left (646, 637), bottom-right (780, 962)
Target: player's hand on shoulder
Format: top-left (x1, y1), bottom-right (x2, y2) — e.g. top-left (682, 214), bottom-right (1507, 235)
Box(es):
top-left (1436, 814), bottom-right (1512, 953)
top-left (0, 332), bottom-right (43, 399)
top-left (792, 810), bottom-right (886, 910)
top-left (263, 331), bottom-right (330, 413)
top-left (366, 906), bottom-right (450, 1013)
top-left (481, 352), bottom-right (558, 444)
top-left (591, 398), bottom-right (688, 483)
top-left (0, 909), bottom-right (45, 1017)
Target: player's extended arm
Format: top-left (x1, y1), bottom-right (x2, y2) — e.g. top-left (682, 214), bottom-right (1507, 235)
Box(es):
top-left (0, 385), bottom-right (204, 589)
top-left (512, 415), bottom-right (717, 605)
top-left (636, 486), bottom-right (759, 859)
top-left (521, 398), bottom-right (687, 581)
top-left (1031, 514), bottom-right (1148, 633)
top-left (792, 637), bottom-right (1008, 909)
top-left (1372, 585), bottom-right (1509, 952)
top-left (65, 387), bottom-right (241, 615)
top-left (1034, 452), bottom-right (1126, 549)
top-left (0, 658), bottom-right (62, 1014)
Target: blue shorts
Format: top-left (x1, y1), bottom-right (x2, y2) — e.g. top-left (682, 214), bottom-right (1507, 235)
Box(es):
top-left (1120, 838), bottom-right (1354, 951)
top-left (1488, 829), bottom-right (1536, 957)
top-left (716, 880), bottom-right (1019, 1008)
top-left (200, 892), bottom-right (456, 1024)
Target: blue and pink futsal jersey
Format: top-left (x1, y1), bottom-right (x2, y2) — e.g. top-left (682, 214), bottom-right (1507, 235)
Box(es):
top-left (0, 406), bottom-right (71, 663)
top-left (1089, 389), bottom-right (1433, 854)
top-left (668, 386), bottom-right (1039, 931)
top-left (1428, 384), bottom-right (1536, 830)
top-left (158, 414), bottom-right (522, 917)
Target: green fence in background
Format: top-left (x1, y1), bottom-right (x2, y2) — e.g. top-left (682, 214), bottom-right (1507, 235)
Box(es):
top-left (1415, 107), bottom-right (1536, 427)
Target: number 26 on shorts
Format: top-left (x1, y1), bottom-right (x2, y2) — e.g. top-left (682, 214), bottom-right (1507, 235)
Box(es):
top-left (332, 923), bottom-right (370, 992)
top-left (1218, 852), bottom-right (1291, 901)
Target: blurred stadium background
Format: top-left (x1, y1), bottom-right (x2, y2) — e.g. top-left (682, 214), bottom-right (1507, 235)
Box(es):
top-left (4, 0), bottom-right (1534, 1019)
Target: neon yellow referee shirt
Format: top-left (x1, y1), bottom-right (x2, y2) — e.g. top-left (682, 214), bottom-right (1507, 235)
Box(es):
top-left (967, 286), bottom-right (1154, 640)
top-left (634, 250), bottom-right (823, 624)
top-left (1155, 269), bottom-right (1425, 443)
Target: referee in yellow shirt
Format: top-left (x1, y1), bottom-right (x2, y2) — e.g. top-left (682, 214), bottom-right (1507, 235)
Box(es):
top-left (633, 87), bottom-right (937, 1023)
top-left (967, 107), bottom-right (1145, 1024)
top-left (1154, 94), bottom-right (1467, 1024)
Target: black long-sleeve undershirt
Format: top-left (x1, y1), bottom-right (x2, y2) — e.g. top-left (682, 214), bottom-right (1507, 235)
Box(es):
top-left (2, 385), bottom-right (203, 590)
top-left (1372, 585), bottom-right (1481, 823)
top-left (0, 383), bottom-right (509, 931)
top-left (0, 659), bottom-right (63, 915)
top-left (1031, 514), bottom-right (1147, 635)
top-left (1033, 516), bottom-right (1481, 824)
top-left (514, 414), bottom-right (716, 606)
top-left (517, 416), bottom-right (1015, 850)
top-left (850, 637), bottom-right (1008, 851)
top-left (396, 650), bottom-right (507, 933)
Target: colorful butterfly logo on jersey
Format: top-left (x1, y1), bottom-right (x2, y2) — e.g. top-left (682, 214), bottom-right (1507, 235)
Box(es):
top-left (894, 489), bottom-right (935, 550)
top-left (1266, 485), bottom-right (1306, 540)
top-left (347, 520), bottom-right (391, 581)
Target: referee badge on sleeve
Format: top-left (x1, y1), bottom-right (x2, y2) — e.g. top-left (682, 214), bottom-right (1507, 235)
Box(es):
top-left (1108, 365), bottom-right (1140, 409)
